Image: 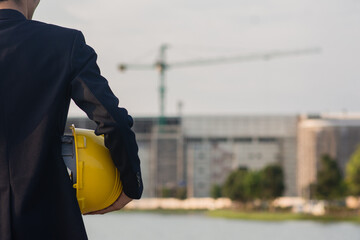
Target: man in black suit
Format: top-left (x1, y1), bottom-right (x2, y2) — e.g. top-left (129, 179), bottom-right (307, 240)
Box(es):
top-left (0, 0), bottom-right (143, 239)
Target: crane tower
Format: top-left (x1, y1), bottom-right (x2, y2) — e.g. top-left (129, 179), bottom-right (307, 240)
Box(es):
top-left (118, 45), bottom-right (320, 125)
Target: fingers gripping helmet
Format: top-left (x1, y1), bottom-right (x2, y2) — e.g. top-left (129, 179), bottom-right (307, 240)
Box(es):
top-left (62, 126), bottom-right (122, 214)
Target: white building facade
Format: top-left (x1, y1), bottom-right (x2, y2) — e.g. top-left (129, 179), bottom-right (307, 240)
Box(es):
top-left (183, 116), bottom-right (298, 197)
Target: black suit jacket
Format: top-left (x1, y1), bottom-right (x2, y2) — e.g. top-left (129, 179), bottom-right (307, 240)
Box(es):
top-left (0, 9), bottom-right (143, 240)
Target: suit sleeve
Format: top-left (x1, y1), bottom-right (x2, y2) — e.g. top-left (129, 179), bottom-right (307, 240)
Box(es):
top-left (69, 31), bottom-right (143, 199)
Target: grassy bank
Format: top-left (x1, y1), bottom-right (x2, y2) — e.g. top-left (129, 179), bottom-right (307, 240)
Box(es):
top-left (120, 209), bottom-right (360, 223)
top-left (207, 210), bottom-right (360, 223)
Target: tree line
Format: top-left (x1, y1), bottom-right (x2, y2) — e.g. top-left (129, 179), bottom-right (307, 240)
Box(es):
top-left (214, 145), bottom-right (360, 202)
top-left (310, 147), bottom-right (360, 200)
top-left (211, 164), bottom-right (284, 202)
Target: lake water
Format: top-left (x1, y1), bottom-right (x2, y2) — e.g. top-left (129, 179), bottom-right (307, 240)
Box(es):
top-left (83, 212), bottom-right (360, 240)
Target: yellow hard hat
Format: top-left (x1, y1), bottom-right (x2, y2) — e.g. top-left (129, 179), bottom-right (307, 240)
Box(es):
top-left (62, 125), bottom-right (122, 214)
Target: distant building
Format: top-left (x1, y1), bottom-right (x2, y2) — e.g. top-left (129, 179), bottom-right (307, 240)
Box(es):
top-left (131, 117), bottom-right (183, 198)
top-left (297, 114), bottom-right (360, 198)
top-left (183, 116), bottom-right (298, 197)
top-left (66, 114), bottom-right (360, 198)
top-left (67, 115), bottom-right (298, 197)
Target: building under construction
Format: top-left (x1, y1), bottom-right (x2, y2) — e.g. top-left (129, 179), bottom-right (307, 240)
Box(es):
top-left (67, 115), bottom-right (299, 198)
top-left (68, 114), bottom-right (360, 198)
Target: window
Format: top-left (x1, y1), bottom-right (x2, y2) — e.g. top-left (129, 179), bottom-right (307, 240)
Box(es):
top-left (258, 137), bottom-right (277, 143)
top-left (234, 137), bottom-right (252, 143)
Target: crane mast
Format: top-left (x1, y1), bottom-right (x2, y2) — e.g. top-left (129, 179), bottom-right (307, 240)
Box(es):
top-left (157, 44), bottom-right (168, 126)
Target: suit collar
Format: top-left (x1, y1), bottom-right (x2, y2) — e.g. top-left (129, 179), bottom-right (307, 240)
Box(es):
top-left (0, 9), bottom-right (26, 21)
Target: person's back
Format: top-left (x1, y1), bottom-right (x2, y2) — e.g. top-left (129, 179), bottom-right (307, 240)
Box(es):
top-left (0, 1), bottom-right (143, 239)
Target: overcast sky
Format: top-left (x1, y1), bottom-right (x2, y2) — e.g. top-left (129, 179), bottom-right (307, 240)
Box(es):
top-left (34, 0), bottom-right (360, 117)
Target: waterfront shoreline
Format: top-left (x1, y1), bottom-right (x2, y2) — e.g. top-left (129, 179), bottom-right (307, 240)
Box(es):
top-left (207, 210), bottom-right (360, 223)
top-left (118, 209), bottom-right (360, 224)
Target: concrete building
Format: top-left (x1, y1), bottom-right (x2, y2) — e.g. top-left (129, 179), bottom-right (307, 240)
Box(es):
top-left (183, 116), bottom-right (298, 197)
top-left (66, 114), bottom-right (360, 199)
top-left (131, 117), bottom-right (184, 198)
top-left (297, 114), bottom-right (360, 197)
top-left (67, 115), bottom-right (298, 197)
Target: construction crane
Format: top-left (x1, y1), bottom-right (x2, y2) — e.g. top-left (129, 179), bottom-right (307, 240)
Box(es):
top-left (118, 44), bottom-right (320, 125)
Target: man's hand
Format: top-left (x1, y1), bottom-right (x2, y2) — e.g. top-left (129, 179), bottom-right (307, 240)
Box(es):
top-left (85, 192), bottom-right (133, 215)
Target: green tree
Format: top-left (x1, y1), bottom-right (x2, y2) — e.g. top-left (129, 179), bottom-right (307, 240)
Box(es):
top-left (243, 170), bottom-right (263, 200)
top-left (223, 165), bottom-right (285, 202)
top-left (346, 146), bottom-right (360, 196)
top-left (260, 165), bottom-right (285, 200)
top-left (210, 184), bottom-right (222, 199)
top-left (160, 187), bottom-right (173, 198)
top-left (175, 187), bottom-right (187, 199)
top-left (314, 154), bottom-right (345, 199)
top-left (222, 168), bottom-right (249, 202)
